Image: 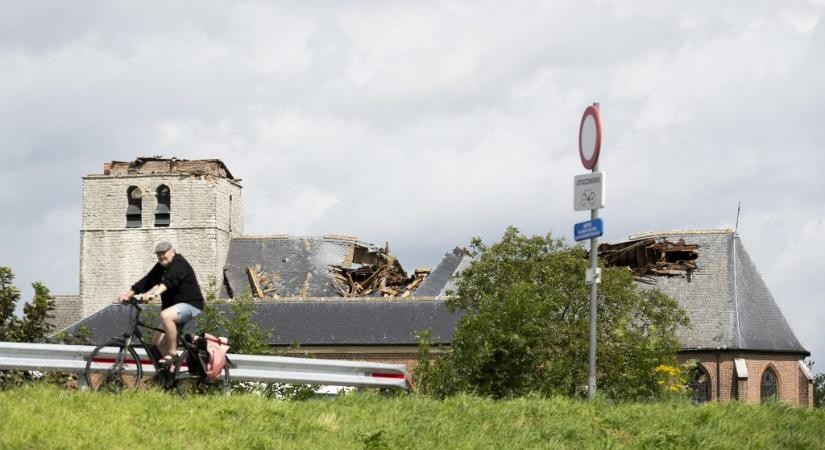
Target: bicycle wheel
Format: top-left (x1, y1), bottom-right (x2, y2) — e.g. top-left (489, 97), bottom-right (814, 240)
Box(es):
top-left (85, 343), bottom-right (143, 392)
top-left (174, 351), bottom-right (230, 396)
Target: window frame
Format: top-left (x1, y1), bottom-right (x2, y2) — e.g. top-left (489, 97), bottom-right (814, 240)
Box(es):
top-left (126, 186), bottom-right (142, 228)
top-left (760, 365), bottom-right (779, 403)
top-left (154, 185), bottom-right (171, 227)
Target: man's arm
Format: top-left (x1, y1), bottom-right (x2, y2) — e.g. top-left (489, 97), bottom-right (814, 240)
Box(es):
top-left (143, 283), bottom-right (168, 302)
top-left (131, 264), bottom-right (162, 294)
top-left (117, 264), bottom-right (162, 302)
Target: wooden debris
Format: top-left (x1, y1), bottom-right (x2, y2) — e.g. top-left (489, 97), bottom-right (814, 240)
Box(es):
top-left (246, 265), bottom-right (264, 298)
top-left (246, 265), bottom-right (279, 298)
top-left (599, 238), bottom-right (699, 278)
top-left (329, 249), bottom-right (431, 298)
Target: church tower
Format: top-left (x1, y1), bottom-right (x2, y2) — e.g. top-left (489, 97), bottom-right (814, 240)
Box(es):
top-left (79, 157), bottom-right (243, 316)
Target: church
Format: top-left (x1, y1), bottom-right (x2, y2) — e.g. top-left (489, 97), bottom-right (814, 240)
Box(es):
top-left (56, 157), bottom-right (814, 406)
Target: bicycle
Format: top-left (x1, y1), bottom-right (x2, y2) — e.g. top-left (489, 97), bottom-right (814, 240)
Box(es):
top-left (84, 296), bottom-right (233, 395)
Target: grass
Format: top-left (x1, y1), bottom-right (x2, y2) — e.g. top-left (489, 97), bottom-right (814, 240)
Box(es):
top-left (1, 385), bottom-right (824, 449)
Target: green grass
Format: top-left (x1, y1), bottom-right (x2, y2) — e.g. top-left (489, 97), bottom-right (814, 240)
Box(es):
top-left (1, 386), bottom-right (824, 449)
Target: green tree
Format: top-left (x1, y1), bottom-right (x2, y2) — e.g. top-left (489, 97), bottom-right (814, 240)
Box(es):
top-left (193, 280), bottom-right (269, 354)
top-left (17, 282), bottom-right (54, 342)
top-left (417, 227), bottom-right (690, 400)
top-left (0, 267), bottom-right (55, 343)
top-left (195, 278), bottom-right (228, 336)
top-left (814, 372), bottom-right (825, 408)
top-left (225, 289), bottom-right (270, 355)
top-left (0, 267), bottom-right (23, 341)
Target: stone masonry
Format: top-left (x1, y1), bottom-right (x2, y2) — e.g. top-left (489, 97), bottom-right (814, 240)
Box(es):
top-left (79, 160), bottom-right (243, 316)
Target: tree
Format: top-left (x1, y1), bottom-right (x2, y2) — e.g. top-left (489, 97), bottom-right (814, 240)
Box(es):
top-left (195, 277), bottom-right (228, 337)
top-left (416, 227), bottom-right (690, 400)
top-left (195, 279), bottom-right (269, 355)
top-left (224, 289), bottom-right (270, 355)
top-left (0, 267), bottom-right (23, 341)
top-left (0, 267), bottom-right (54, 343)
top-left (17, 282), bottom-right (54, 342)
top-left (815, 372), bottom-right (825, 408)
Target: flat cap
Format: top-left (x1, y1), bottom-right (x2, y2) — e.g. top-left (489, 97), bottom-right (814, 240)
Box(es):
top-left (154, 241), bottom-right (173, 253)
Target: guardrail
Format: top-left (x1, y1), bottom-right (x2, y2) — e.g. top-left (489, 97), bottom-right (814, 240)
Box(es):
top-left (0, 342), bottom-right (408, 390)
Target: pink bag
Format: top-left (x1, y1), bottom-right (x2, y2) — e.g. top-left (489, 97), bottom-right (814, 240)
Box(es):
top-left (203, 333), bottom-right (230, 379)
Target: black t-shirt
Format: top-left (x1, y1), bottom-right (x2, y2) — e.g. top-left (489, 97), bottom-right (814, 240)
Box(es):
top-left (131, 253), bottom-right (204, 310)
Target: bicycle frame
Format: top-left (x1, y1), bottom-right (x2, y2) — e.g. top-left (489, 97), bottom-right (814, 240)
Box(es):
top-left (109, 297), bottom-right (207, 386)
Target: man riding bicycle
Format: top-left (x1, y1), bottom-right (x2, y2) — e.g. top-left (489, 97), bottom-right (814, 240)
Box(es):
top-left (116, 241), bottom-right (204, 365)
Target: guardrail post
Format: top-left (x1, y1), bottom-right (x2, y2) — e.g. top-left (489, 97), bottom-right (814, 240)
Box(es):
top-left (77, 371), bottom-right (88, 391)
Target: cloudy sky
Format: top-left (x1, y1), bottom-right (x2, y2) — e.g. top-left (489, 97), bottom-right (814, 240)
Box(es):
top-left (1, 1), bottom-right (823, 368)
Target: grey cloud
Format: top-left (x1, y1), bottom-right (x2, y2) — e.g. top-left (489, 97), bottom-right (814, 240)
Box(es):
top-left (1, 1), bottom-right (823, 367)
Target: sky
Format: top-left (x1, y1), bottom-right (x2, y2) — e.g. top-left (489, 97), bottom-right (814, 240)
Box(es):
top-left (1, 1), bottom-right (823, 370)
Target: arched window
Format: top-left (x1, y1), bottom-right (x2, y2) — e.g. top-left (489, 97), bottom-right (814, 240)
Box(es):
top-left (126, 186), bottom-right (142, 228)
top-left (688, 364), bottom-right (712, 404)
top-left (155, 185), bottom-right (170, 227)
top-left (761, 367), bottom-right (778, 403)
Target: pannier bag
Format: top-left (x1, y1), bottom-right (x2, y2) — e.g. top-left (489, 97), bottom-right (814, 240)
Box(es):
top-left (187, 333), bottom-right (230, 379)
top-left (202, 333), bottom-right (230, 379)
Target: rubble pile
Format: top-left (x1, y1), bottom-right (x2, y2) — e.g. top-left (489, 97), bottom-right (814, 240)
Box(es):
top-left (330, 252), bottom-right (431, 297)
top-left (599, 237), bottom-right (699, 279)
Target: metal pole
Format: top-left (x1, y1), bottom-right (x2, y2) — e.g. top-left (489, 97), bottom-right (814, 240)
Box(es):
top-left (587, 160), bottom-right (599, 401)
top-left (587, 101), bottom-right (600, 401)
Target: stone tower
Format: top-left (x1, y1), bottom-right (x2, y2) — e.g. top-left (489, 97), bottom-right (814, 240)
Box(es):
top-left (79, 157), bottom-right (243, 316)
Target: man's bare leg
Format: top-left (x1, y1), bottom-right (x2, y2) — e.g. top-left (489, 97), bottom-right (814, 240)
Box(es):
top-left (159, 306), bottom-right (178, 357)
top-left (153, 333), bottom-right (168, 356)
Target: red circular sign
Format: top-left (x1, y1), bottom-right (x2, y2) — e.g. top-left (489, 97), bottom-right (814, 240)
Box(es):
top-left (578, 105), bottom-right (602, 170)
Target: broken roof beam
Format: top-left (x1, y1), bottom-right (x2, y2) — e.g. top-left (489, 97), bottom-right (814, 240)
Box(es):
top-left (600, 237), bottom-right (699, 278)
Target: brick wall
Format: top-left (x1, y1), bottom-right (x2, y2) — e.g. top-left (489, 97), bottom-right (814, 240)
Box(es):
top-left (278, 348), bottom-right (812, 404)
top-left (80, 174), bottom-right (242, 316)
top-left (679, 351), bottom-right (810, 406)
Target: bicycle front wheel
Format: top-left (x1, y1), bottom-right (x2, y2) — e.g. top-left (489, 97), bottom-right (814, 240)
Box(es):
top-left (85, 343), bottom-right (143, 392)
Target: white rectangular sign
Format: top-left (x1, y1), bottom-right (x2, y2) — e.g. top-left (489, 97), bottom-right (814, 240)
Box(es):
top-left (574, 172), bottom-right (605, 211)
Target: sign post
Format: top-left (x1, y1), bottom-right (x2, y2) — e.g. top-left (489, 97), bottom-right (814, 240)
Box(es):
top-left (576, 103), bottom-right (603, 401)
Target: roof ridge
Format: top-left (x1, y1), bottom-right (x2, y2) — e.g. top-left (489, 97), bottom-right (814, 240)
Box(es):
top-left (628, 228), bottom-right (735, 240)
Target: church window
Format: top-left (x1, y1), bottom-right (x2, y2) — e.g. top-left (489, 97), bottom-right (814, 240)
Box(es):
top-left (155, 185), bottom-right (171, 227)
top-left (688, 364), bottom-right (712, 404)
top-left (760, 367), bottom-right (778, 403)
top-left (126, 186), bottom-right (142, 228)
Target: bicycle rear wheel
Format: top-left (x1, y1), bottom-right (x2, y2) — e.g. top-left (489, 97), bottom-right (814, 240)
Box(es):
top-left (174, 350), bottom-right (230, 396)
top-left (85, 343), bottom-right (143, 392)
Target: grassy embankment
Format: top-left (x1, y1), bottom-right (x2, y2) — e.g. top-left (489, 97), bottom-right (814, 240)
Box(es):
top-left (1, 385), bottom-right (824, 449)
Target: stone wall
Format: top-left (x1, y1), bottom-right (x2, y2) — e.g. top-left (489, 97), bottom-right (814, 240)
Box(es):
top-left (79, 173), bottom-right (242, 316)
top-left (48, 295), bottom-right (83, 332)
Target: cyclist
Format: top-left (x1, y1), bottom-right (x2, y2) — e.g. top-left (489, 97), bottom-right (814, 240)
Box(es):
top-left (116, 241), bottom-right (204, 365)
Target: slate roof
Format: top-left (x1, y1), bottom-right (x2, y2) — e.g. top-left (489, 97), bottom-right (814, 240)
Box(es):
top-left (62, 230), bottom-right (806, 355)
top-left (624, 230), bottom-right (808, 355)
top-left (223, 235), bottom-right (373, 298)
top-left (61, 299), bottom-right (463, 347)
top-left (415, 248), bottom-right (474, 297)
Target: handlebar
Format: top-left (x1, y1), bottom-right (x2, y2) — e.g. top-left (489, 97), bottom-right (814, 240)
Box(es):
top-left (120, 295), bottom-right (149, 307)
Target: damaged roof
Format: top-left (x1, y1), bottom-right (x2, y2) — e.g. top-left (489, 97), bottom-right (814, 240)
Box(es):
top-left (603, 230), bottom-right (808, 355)
top-left (224, 235), bottom-right (442, 299)
top-left (64, 229), bottom-right (804, 355)
top-left (62, 299), bottom-right (463, 346)
top-left (223, 235), bottom-right (358, 298)
top-left (99, 157), bottom-right (235, 180)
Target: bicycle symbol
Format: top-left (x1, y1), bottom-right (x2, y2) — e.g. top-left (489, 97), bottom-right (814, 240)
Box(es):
top-left (580, 189), bottom-right (596, 207)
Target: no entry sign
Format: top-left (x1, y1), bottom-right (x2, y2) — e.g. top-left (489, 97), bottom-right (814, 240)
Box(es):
top-left (578, 105), bottom-right (602, 170)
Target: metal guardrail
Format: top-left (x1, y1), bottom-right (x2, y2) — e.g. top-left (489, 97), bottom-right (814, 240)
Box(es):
top-left (0, 342), bottom-right (408, 390)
